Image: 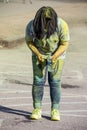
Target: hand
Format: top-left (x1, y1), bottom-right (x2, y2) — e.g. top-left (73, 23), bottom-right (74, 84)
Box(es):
top-left (37, 53), bottom-right (45, 62)
top-left (52, 54), bottom-right (57, 63)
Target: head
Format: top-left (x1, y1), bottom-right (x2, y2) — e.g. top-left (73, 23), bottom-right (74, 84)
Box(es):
top-left (33, 6), bottom-right (58, 39)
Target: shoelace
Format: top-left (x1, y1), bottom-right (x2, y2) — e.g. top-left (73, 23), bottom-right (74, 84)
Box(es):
top-left (33, 109), bottom-right (41, 114)
top-left (52, 109), bottom-right (59, 115)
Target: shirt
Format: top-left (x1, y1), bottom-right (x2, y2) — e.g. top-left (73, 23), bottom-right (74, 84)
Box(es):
top-left (25, 18), bottom-right (70, 59)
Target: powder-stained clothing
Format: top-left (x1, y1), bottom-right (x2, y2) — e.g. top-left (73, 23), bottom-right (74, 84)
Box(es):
top-left (25, 18), bottom-right (70, 59)
top-left (25, 18), bottom-right (70, 109)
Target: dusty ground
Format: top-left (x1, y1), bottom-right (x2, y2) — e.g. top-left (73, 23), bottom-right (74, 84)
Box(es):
top-left (0, 1), bottom-right (87, 130)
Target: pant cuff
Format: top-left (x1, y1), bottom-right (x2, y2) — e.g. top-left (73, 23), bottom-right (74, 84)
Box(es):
top-left (33, 102), bottom-right (42, 109)
top-left (51, 103), bottom-right (60, 110)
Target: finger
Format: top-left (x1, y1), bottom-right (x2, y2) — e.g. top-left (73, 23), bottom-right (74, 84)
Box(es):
top-left (41, 58), bottom-right (44, 62)
top-left (52, 58), bottom-right (56, 62)
top-left (39, 56), bottom-right (44, 62)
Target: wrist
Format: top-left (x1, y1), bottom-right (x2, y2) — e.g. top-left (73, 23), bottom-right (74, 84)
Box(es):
top-left (53, 53), bottom-right (58, 59)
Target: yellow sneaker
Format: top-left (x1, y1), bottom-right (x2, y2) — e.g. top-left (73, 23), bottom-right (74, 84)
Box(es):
top-left (51, 109), bottom-right (60, 121)
top-left (30, 108), bottom-right (42, 120)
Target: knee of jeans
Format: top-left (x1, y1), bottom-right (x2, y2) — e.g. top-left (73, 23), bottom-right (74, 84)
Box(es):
top-left (48, 79), bottom-right (61, 86)
top-left (34, 76), bottom-right (46, 86)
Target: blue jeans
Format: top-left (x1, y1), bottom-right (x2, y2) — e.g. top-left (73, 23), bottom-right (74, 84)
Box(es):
top-left (32, 55), bottom-right (64, 109)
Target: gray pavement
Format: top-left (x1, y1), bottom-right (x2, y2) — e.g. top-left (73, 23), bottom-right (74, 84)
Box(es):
top-left (0, 1), bottom-right (87, 130)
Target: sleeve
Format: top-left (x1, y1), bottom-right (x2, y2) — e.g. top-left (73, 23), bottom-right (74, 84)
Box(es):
top-left (59, 20), bottom-right (70, 43)
top-left (25, 20), bottom-right (34, 44)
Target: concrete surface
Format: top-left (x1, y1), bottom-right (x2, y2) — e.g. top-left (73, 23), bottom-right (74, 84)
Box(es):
top-left (0, 0), bottom-right (87, 130)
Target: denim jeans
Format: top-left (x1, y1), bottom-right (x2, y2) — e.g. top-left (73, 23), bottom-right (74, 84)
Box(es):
top-left (32, 55), bottom-right (64, 109)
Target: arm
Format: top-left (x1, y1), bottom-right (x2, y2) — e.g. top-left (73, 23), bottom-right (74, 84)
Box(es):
top-left (52, 41), bottom-right (69, 62)
top-left (25, 21), bottom-right (44, 62)
top-left (52, 19), bottom-right (70, 62)
top-left (27, 41), bottom-right (45, 62)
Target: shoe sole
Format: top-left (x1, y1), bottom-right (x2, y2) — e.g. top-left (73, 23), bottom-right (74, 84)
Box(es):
top-left (51, 117), bottom-right (60, 121)
top-left (51, 118), bottom-right (60, 121)
top-left (30, 115), bottom-right (41, 120)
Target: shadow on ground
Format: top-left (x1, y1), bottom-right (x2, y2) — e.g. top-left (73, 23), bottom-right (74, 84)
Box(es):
top-left (6, 79), bottom-right (80, 88)
top-left (0, 105), bottom-right (50, 121)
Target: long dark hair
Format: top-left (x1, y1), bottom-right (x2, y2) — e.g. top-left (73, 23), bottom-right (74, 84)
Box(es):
top-left (33, 6), bottom-right (58, 39)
